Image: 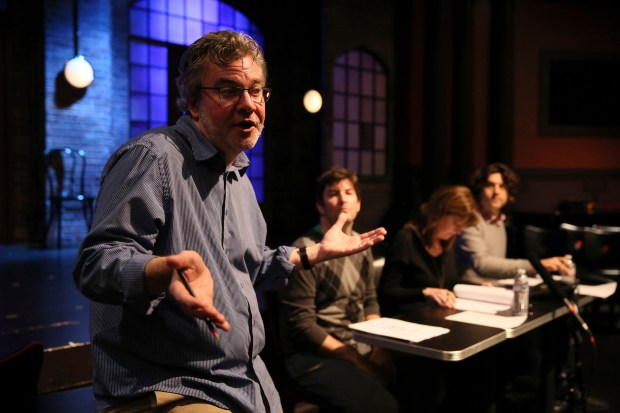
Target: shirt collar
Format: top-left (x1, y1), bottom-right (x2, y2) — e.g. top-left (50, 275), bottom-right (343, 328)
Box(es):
top-left (175, 115), bottom-right (250, 176)
top-left (486, 213), bottom-right (506, 226)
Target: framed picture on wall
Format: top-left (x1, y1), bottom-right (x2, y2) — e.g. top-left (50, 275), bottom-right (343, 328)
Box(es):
top-left (539, 50), bottom-right (620, 137)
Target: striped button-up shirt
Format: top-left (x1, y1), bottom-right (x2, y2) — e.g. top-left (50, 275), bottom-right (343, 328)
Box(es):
top-left (74, 116), bottom-right (294, 412)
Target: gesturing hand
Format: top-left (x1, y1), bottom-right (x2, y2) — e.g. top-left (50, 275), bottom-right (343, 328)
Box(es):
top-left (318, 212), bottom-right (387, 261)
top-left (166, 250), bottom-right (230, 332)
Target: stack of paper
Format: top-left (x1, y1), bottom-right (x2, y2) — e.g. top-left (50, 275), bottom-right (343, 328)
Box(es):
top-left (448, 284), bottom-right (526, 330)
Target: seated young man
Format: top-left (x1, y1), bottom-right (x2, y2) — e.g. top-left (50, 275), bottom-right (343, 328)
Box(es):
top-left (278, 166), bottom-right (399, 413)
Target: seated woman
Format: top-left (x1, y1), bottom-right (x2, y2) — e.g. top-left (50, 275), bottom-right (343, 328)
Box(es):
top-left (379, 186), bottom-right (499, 413)
top-left (379, 185), bottom-right (478, 316)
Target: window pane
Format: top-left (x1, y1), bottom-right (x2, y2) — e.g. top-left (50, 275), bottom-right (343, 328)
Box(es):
top-left (361, 151), bottom-right (373, 175)
top-left (333, 94), bottom-right (345, 120)
top-left (169, 0), bottom-right (184, 16)
top-left (235, 11), bottom-right (249, 31)
top-left (203, 22), bottom-right (218, 34)
top-left (347, 123), bottom-right (359, 148)
top-left (150, 95), bottom-right (167, 122)
top-left (186, 19), bottom-right (202, 44)
top-left (130, 9), bottom-right (147, 36)
top-left (149, 45), bottom-right (167, 68)
top-left (360, 123), bottom-right (373, 150)
top-left (219, 2), bottom-right (234, 25)
top-left (130, 41), bottom-right (148, 64)
top-left (333, 66), bottom-right (345, 93)
top-left (149, 68), bottom-right (167, 94)
top-left (151, 0), bottom-right (166, 12)
top-left (361, 98), bottom-right (373, 122)
top-left (375, 125), bottom-right (386, 150)
top-left (375, 73), bottom-right (386, 98)
top-left (375, 99), bottom-right (386, 124)
top-left (333, 122), bottom-right (346, 148)
top-left (347, 96), bottom-right (359, 121)
top-left (131, 95), bottom-right (149, 121)
top-left (149, 12), bottom-right (167, 41)
top-left (347, 151), bottom-right (359, 172)
top-left (361, 71), bottom-right (373, 97)
top-left (347, 68), bottom-right (359, 93)
top-left (334, 150), bottom-right (345, 167)
top-left (187, 0), bottom-right (201, 17)
top-left (331, 50), bottom-right (387, 178)
top-left (203, 0), bottom-right (219, 23)
top-left (168, 15), bottom-right (185, 44)
top-left (131, 66), bottom-right (148, 92)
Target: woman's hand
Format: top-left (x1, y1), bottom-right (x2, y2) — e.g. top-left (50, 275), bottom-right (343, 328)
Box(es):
top-left (423, 287), bottom-right (456, 309)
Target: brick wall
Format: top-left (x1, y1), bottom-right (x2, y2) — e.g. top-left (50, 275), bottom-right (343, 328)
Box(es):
top-left (44, 0), bottom-right (129, 247)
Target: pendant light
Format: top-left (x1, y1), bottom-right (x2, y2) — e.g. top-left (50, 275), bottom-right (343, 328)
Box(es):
top-left (64, 0), bottom-right (94, 88)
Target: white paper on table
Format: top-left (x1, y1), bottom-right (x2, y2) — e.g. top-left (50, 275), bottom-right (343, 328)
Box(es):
top-left (496, 276), bottom-right (544, 287)
top-left (576, 282), bottom-right (617, 299)
top-left (453, 284), bottom-right (513, 306)
top-left (349, 317), bottom-right (450, 343)
top-left (446, 311), bottom-right (527, 330)
top-left (454, 298), bottom-right (511, 314)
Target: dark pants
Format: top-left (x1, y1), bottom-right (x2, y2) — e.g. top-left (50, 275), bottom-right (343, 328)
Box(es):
top-left (285, 353), bottom-right (400, 413)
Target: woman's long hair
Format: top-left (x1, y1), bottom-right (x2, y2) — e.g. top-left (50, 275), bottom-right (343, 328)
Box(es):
top-left (406, 185), bottom-right (479, 251)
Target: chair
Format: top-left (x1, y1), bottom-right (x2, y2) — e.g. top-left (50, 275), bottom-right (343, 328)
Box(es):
top-left (558, 223), bottom-right (585, 264)
top-left (0, 341), bottom-right (44, 410)
top-left (44, 147), bottom-right (95, 247)
top-left (259, 291), bottom-right (338, 413)
top-left (580, 225), bottom-right (620, 329)
top-left (582, 225), bottom-right (620, 279)
top-left (523, 225), bottom-right (552, 258)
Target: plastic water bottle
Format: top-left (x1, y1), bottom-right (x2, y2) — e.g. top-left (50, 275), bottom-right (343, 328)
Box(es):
top-left (512, 268), bottom-right (529, 316)
top-left (564, 254), bottom-right (577, 285)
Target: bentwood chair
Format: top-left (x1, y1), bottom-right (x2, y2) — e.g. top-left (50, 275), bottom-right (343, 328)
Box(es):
top-left (43, 147), bottom-right (95, 247)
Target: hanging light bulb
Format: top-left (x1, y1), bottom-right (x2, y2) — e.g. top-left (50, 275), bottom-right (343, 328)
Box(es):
top-left (64, 0), bottom-right (94, 89)
top-left (64, 55), bottom-right (94, 88)
top-left (303, 89), bottom-right (323, 113)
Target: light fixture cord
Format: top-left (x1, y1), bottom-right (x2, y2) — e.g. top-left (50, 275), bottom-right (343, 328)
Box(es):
top-left (72, 0), bottom-right (79, 56)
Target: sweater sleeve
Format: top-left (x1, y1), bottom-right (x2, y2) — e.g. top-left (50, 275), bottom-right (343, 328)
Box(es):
top-left (457, 220), bottom-right (534, 282)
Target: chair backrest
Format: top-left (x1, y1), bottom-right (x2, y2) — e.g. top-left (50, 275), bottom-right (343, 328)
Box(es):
top-left (558, 223), bottom-right (585, 262)
top-left (0, 341), bottom-right (44, 403)
top-left (523, 225), bottom-right (552, 258)
top-left (582, 226), bottom-right (620, 276)
top-left (259, 291), bottom-right (336, 412)
top-left (44, 147), bottom-right (88, 199)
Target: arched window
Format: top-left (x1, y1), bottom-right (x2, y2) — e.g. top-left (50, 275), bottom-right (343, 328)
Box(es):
top-left (129, 0), bottom-right (266, 201)
top-left (332, 50), bottom-right (387, 177)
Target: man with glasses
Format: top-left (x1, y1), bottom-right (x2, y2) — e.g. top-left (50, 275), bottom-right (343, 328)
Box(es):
top-left (74, 30), bottom-right (386, 413)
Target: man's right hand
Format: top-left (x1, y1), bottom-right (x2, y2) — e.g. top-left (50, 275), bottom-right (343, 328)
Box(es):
top-left (163, 251), bottom-right (230, 331)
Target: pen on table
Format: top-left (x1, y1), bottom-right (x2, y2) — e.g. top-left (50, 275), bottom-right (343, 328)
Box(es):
top-left (178, 269), bottom-right (220, 340)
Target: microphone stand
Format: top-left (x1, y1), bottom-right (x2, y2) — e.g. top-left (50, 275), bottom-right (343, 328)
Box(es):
top-left (565, 287), bottom-right (589, 413)
top-left (527, 254), bottom-right (596, 413)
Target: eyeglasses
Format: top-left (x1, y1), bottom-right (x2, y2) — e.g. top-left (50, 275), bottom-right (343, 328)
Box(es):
top-left (200, 86), bottom-right (271, 103)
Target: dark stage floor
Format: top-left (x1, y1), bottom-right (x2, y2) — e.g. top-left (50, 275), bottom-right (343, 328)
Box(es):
top-left (1, 244), bottom-right (618, 413)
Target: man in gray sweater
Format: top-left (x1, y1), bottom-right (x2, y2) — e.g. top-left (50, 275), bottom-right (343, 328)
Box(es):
top-left (456, 162), bottom-right (570, 285)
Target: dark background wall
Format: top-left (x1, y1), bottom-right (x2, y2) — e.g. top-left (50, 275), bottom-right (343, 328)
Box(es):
top-left (0, 0), bottom-right (618, 248)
